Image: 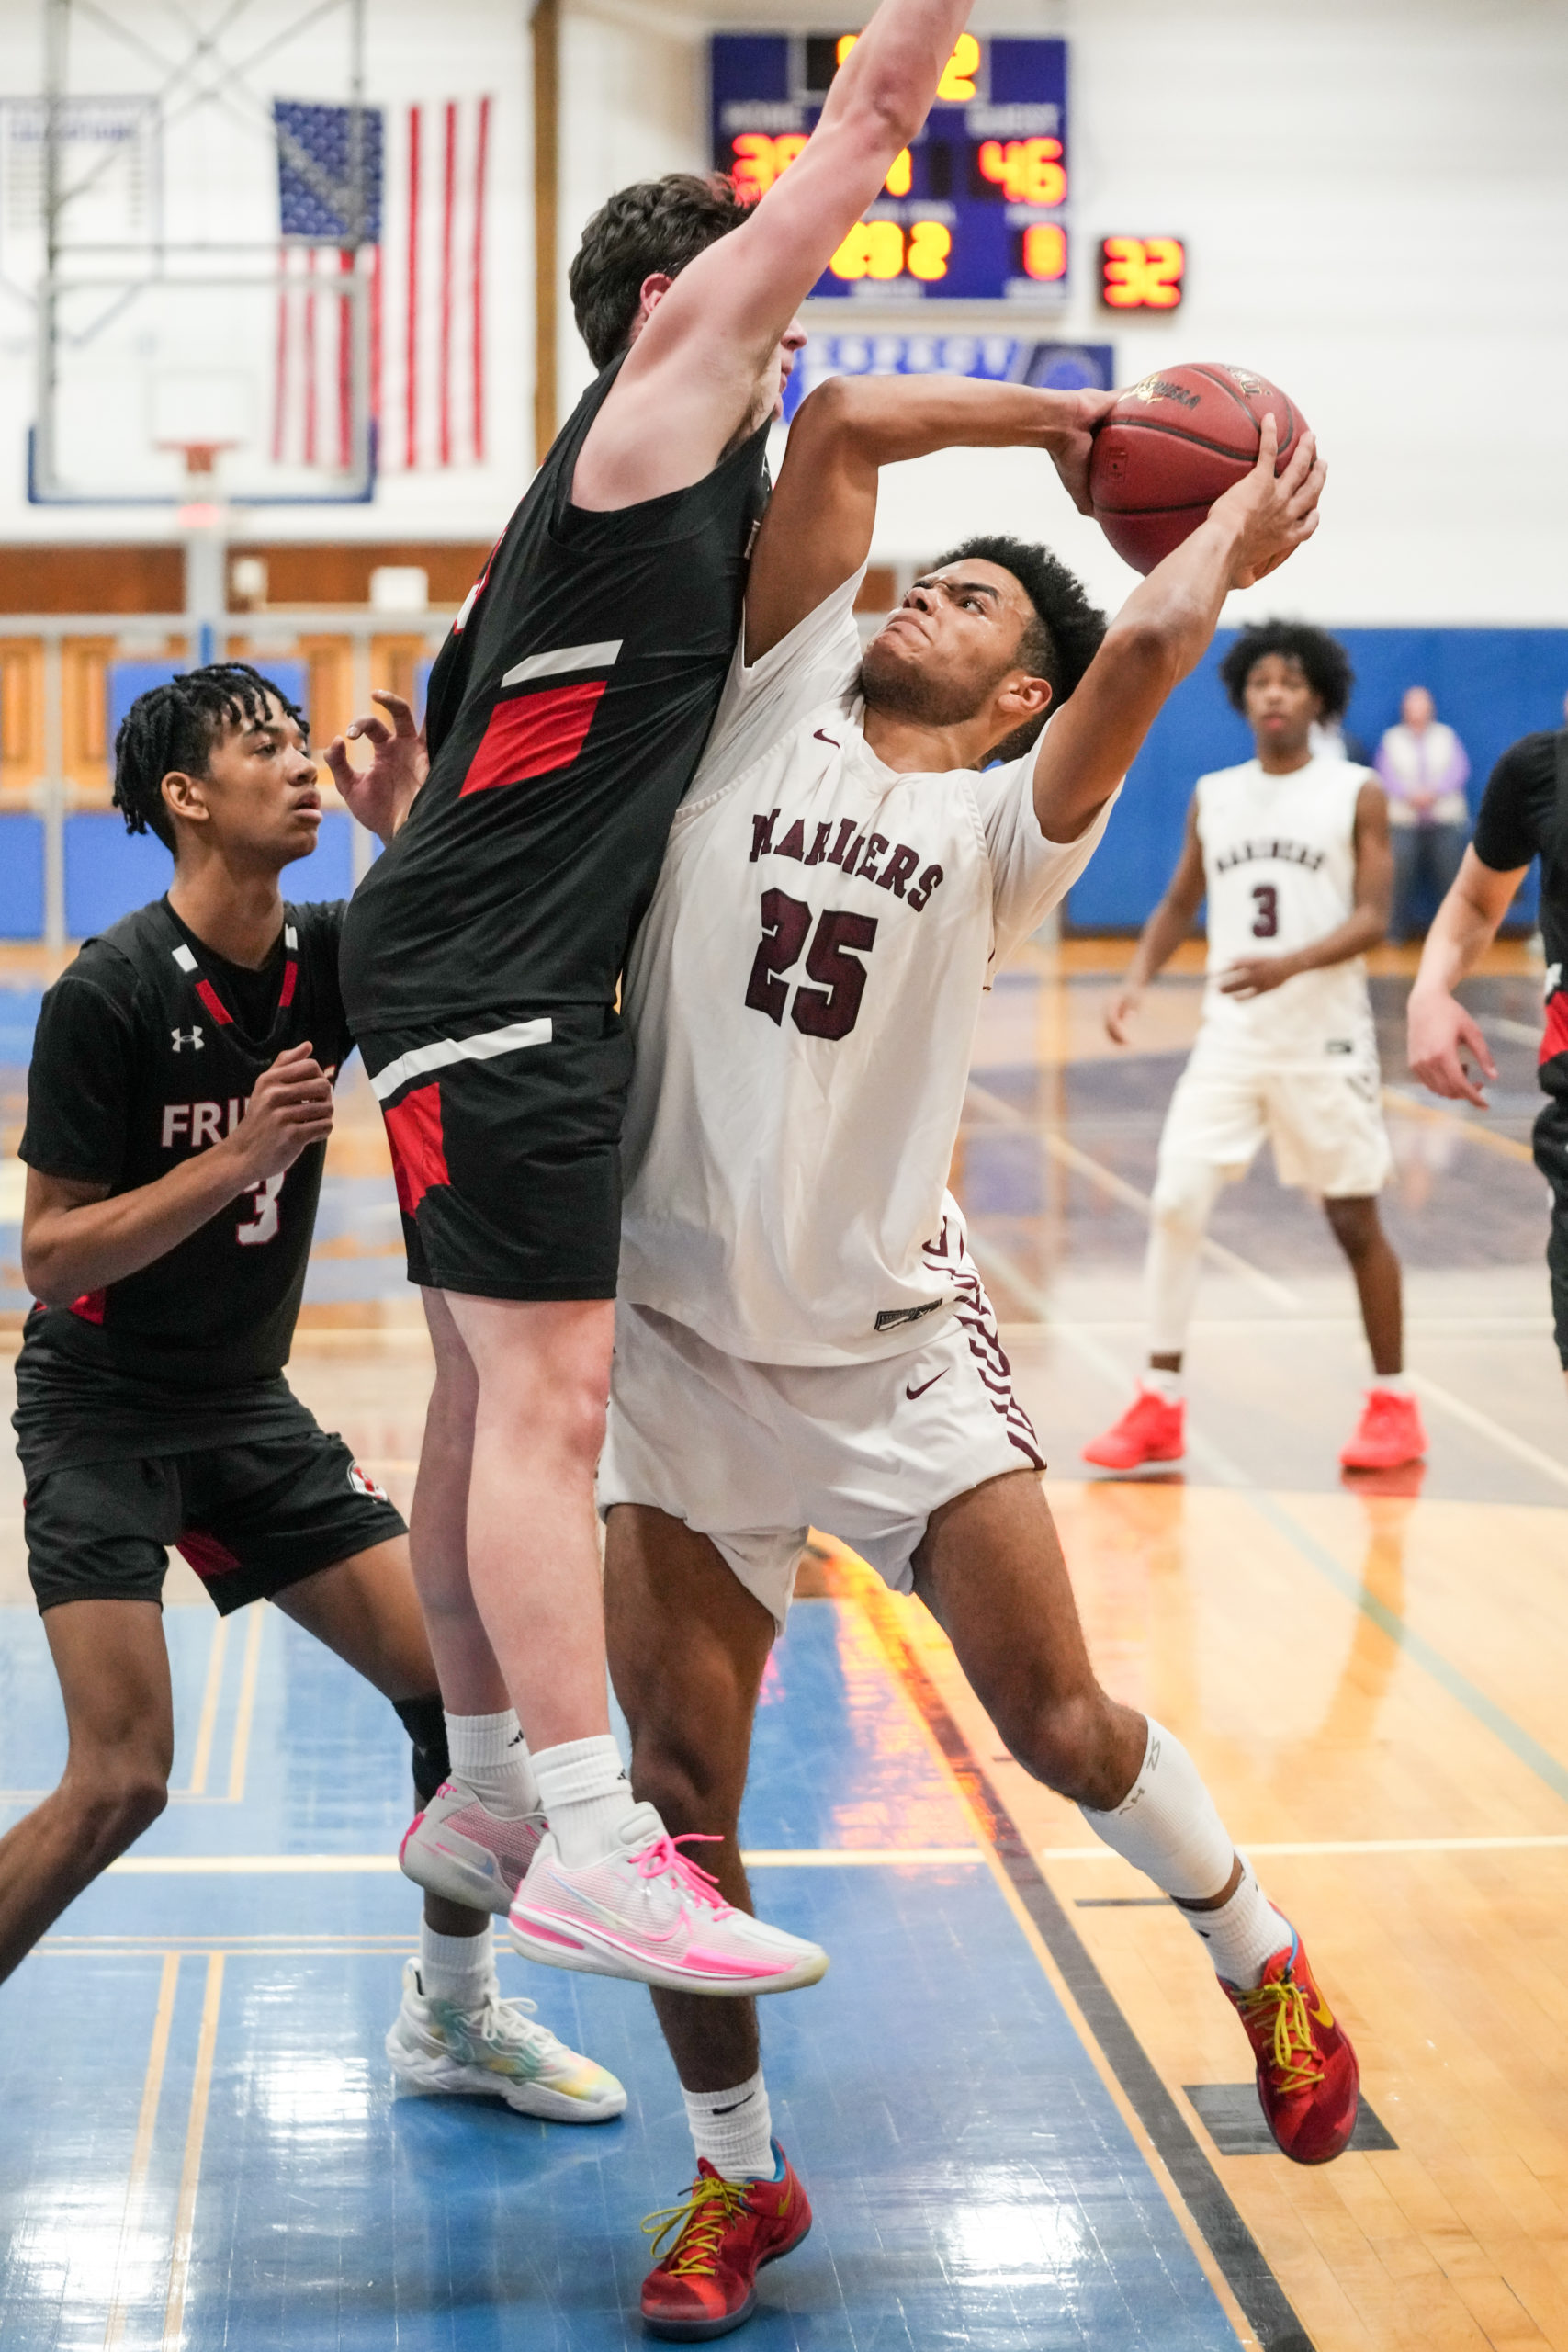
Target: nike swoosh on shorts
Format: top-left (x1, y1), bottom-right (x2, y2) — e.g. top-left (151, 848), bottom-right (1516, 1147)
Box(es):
top-left (905, 1370), bottom-right (949, 1401)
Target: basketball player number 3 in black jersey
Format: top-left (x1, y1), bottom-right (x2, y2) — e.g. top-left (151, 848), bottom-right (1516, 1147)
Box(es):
top-left (329, 0), bottom-right (999, 2000)
top-left (2, 667), bottom-right (625, 2128)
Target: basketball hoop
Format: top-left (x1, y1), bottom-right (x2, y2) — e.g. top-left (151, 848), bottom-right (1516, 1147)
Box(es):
top-left (156, 440), bottom-right (239, 532)
top-left (156, 439), bottom-right (240, 480)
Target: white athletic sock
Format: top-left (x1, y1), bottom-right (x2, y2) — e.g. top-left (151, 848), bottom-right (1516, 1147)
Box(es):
top-left (1369, 1371), bottom-right (1410, 1396)
top-left (1144, 1369), bottom-right (1183, 1403)
top-left (445, 1708), bottom-right (539, 1816)
top-left (419, 1919), bottom-right (493, 2009)
top-left (683, 2070), bottom-right (775, 2183)
top-left (1179, 1857), bottom-right (1292, 1992)
top-left (1078, 1720), bottom-right (1290, 1991)
top-left (533, 1734), bottom-right (638, 1866)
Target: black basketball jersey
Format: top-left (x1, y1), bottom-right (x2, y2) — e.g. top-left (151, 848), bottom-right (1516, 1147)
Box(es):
top-left (339, 354), bottom-right (772, 1032)
top-left (16, 897), bottom-right (352, 1471)
top-left (1473, 729), bottom-right (1568, 1096)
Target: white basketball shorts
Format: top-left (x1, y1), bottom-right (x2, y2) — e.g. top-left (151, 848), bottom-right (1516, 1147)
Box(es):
top-left (1157, 1046), bottom-right (1393, 1198)
top-left (598, 1278), bottom-right (1044, 1633)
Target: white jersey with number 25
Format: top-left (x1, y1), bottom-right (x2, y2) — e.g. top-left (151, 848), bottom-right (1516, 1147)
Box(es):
top-left (1195, 753), bottom-right (1377, 1071)
top-left (616, 566), bottom-right (1115, 1368)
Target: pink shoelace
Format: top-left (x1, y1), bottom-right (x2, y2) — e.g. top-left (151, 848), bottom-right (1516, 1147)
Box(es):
top-left (635, 1831), bottom-right (733, 1917)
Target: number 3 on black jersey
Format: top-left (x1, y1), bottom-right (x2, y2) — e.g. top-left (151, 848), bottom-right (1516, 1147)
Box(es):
top-left (745, 889), bottom-right (877, 1041)
top-left (237, 1174), bottom-right (285, 1246)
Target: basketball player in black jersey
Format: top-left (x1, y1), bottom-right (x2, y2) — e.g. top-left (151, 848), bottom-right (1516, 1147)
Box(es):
top-left (0, 666), bottom-right (624, 2126)
top-left (333, 0), bottom-right (1110, 1993)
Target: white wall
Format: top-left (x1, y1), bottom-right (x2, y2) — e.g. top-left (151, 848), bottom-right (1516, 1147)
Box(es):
top-left (2, 0), bottom-right (1565, 625)
top-left (558, 0), bottom-right (1568, 626)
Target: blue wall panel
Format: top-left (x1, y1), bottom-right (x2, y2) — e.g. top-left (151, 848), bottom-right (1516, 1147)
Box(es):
top-left (308, 809), bottom-right (355, 898)
top-left (63, 814), bottom-right (175, 936)
top-left (0, 815), bottom-right (45, 939)
top-left (1066, 626), bottom-right (1568, 931)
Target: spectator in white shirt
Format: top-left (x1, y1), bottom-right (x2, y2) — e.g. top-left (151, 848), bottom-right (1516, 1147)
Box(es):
top-left (1375, 686), bottom-right (1471, 938)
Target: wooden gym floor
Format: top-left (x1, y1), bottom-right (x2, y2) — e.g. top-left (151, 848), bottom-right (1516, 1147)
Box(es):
top-left (1, 938), bottom-right (1564, 2350)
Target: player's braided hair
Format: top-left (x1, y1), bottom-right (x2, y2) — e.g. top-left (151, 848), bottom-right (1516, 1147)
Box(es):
top-left (936, 533), bottom-right (1108, 763)
top-left (1219, 620), bottom-right (1354, 721)
top-left (570, 173), bottom-right (752, 369)
top-left (112, 662), bottom-right (307, 854)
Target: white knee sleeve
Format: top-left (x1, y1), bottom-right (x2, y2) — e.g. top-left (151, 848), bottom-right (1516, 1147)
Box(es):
top-left (1145, 1159), bottom-right (1224, 1358)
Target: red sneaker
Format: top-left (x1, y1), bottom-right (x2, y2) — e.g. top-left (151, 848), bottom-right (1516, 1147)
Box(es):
top-left (1223, 1929), bottom-right (1360, 2165)
top-left (640, 2148), bottom-right (811, 2340)
top-left (1340, 1388), bottom-right (1427, 1472)
top-left (1082, 1386), bottom-right (1184, 1470)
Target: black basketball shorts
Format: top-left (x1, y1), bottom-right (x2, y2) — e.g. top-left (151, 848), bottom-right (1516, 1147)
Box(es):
top-left (357, 1003), bottom-right (631, 1302)
top-left (1533, 1092), bottom-right (1568, 1370)
top-left (24, 1404), bottom-right (406, 1616)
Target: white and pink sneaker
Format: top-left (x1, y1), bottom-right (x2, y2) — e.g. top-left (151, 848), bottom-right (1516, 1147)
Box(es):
top-left (400, 1781), bottom-right (546, 1916)
top-left (507, 1803), bottom-right (828, 1996)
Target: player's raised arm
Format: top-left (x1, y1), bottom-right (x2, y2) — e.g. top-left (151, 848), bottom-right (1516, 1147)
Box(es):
top-left (746, 373), bottom-right (1116, 661)
top-left (1032, 415), bottom-right (1326, 844)
top-left (574, 0), bottom-right (975, 508)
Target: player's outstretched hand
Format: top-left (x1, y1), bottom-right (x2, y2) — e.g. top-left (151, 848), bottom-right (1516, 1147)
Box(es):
top-left (1104, 985), bottom-right (1143, 1046)
top-left (1408, 988), bottom-right (1497, 1109)
top-left (1213, 414), bottom-right (1326, 590)
top-left (230, 1042), bottom-right (335, 1182)
top-left (1050, 388), bottom-right (1121, 516)
top-left (1217, 954), bottom-right (1294, 1000)
top-left (323, 691), bottom-right (428, 847)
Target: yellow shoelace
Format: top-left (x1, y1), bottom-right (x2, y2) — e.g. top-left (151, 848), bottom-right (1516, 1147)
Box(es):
top-left (642, 2175), bottom-right (751, 2274)
top-left (1233, 1973), bottom-right (1326, 2096)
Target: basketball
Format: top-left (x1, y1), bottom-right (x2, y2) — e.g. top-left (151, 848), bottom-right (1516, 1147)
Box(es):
top-left (1089, 363), bottom-right (1307, 574)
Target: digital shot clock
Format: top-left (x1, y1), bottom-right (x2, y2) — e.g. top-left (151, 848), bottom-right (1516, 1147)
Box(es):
top-left (710, 33), bottom-right (1071, 305)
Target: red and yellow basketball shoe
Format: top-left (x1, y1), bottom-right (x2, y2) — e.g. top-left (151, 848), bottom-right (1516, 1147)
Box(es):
top-left (1082, 1386), bottom-right (1185, 1471)
top-left (640, 2149), bottom-right (811, 2340)
top-left (1223, 1929), bottom-right (1360, 2165)
top-left (1340, 1388), bottom-right (1427, 1472)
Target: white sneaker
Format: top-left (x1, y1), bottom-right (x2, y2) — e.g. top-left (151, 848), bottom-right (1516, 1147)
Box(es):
top-left (399, 1780), bottom-right (546, 1915)
top-left (385, 1959), bottom-right (626, 2122)
top-left (507, 1802), bottom-right (829, 1996)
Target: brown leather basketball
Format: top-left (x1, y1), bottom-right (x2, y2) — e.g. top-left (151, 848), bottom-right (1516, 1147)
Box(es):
top-left (1089, 363), bottom-right (1306, 574)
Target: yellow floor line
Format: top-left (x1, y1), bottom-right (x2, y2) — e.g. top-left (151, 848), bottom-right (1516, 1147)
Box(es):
top-left (224, 1610), bottom-right (265, 1804)
top-left (161, 1953), bottom-right (224, 2352)
top-left (102, 1951), bottom-right (181, 2349)
top-left (182, 1622), bottom-right (229, 1800)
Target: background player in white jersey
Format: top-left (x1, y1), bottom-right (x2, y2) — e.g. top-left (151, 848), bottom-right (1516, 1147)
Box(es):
top-left (1085, 621), bottom-right (1426, 1476)
top-left (592, 377), bottom-right (1354, 2338)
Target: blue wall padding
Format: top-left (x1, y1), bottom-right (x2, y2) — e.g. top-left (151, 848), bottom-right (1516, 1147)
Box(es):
top-left (63, 814), bottom-right (175, 937)
top-left (107, 659), bottom-right (310, 752)
top-left (1066, 627), bottom-right (1568, 930)
top-left (0, 815), bottom-right (45, 939)
top-left (310, 810), bottom-right (355, 898)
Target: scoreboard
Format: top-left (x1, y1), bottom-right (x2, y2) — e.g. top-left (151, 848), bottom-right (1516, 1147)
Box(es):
top-left (710, 33), bottom-right (1070, 305)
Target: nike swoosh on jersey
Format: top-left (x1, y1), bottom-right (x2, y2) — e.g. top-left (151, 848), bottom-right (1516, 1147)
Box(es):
top-left (905, 1369), bottom-right (949, 1400)
top-left (813, 728), bottom-right (840, 747)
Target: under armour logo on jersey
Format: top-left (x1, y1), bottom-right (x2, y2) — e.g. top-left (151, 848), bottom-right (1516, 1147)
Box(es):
top-left (171, 1026), bottom-right (205, 1052)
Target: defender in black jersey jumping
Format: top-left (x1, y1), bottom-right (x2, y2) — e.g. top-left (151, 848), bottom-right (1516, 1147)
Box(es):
top-left (333, 0), bottom-right (1116, 1996)
top-left (1, 665), bottom-right (624, 2127)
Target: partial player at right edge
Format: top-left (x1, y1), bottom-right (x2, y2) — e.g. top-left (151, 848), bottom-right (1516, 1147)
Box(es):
top-left (1087, 621), bottom-right (1427, 1477)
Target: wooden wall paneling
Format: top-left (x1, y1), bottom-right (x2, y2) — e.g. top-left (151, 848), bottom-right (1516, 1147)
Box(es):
top-left (368, 633), bottom-right (426, 712)
top-left (298, 635), bottom-right (355, 762)
top-left (61, 636), bottom-right (114, 801)
top-left (0, 639), bottom-right (44, 802)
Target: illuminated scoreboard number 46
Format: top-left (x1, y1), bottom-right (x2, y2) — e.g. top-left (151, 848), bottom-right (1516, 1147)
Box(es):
top-left (711, 31), bottom-right (1072, 303)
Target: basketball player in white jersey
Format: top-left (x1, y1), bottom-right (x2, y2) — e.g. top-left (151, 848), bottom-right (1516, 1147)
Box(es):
top-left (1085, 620), bottom-right (1427, 1476)
top-left (592, 376), bottom-right (1356, 2338)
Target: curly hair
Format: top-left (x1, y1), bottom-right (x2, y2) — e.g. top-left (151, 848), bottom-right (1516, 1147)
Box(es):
top-left (934, 534), bottom-right (1108, 760)
top-left (1218, 619), bottom-right (1354, 720)
top-left (569, 173), bottom-right (753, 369)
top-left (112, 662), bottom-right (307, 853)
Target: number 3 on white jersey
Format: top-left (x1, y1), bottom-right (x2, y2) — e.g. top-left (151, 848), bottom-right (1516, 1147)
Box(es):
top-left (237, 1173), bottom-right (284, 1246)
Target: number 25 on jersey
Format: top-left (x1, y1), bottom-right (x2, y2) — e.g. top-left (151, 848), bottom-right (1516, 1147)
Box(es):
top-left (745, 890), bottom-right (877, 1041)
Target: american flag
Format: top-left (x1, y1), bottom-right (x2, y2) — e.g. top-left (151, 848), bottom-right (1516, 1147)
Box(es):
top-left (272, 95), bottom-right (492, 476)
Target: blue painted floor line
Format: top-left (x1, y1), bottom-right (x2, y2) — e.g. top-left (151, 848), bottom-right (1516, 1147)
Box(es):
top-left (0, 1600), bottom-right (1246, 2350)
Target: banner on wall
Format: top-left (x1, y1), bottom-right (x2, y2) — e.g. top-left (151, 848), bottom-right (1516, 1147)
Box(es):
top-left (271, 96), bottom-right (492, 475)
top-left (781, 334), bottom-right (1114, 424)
